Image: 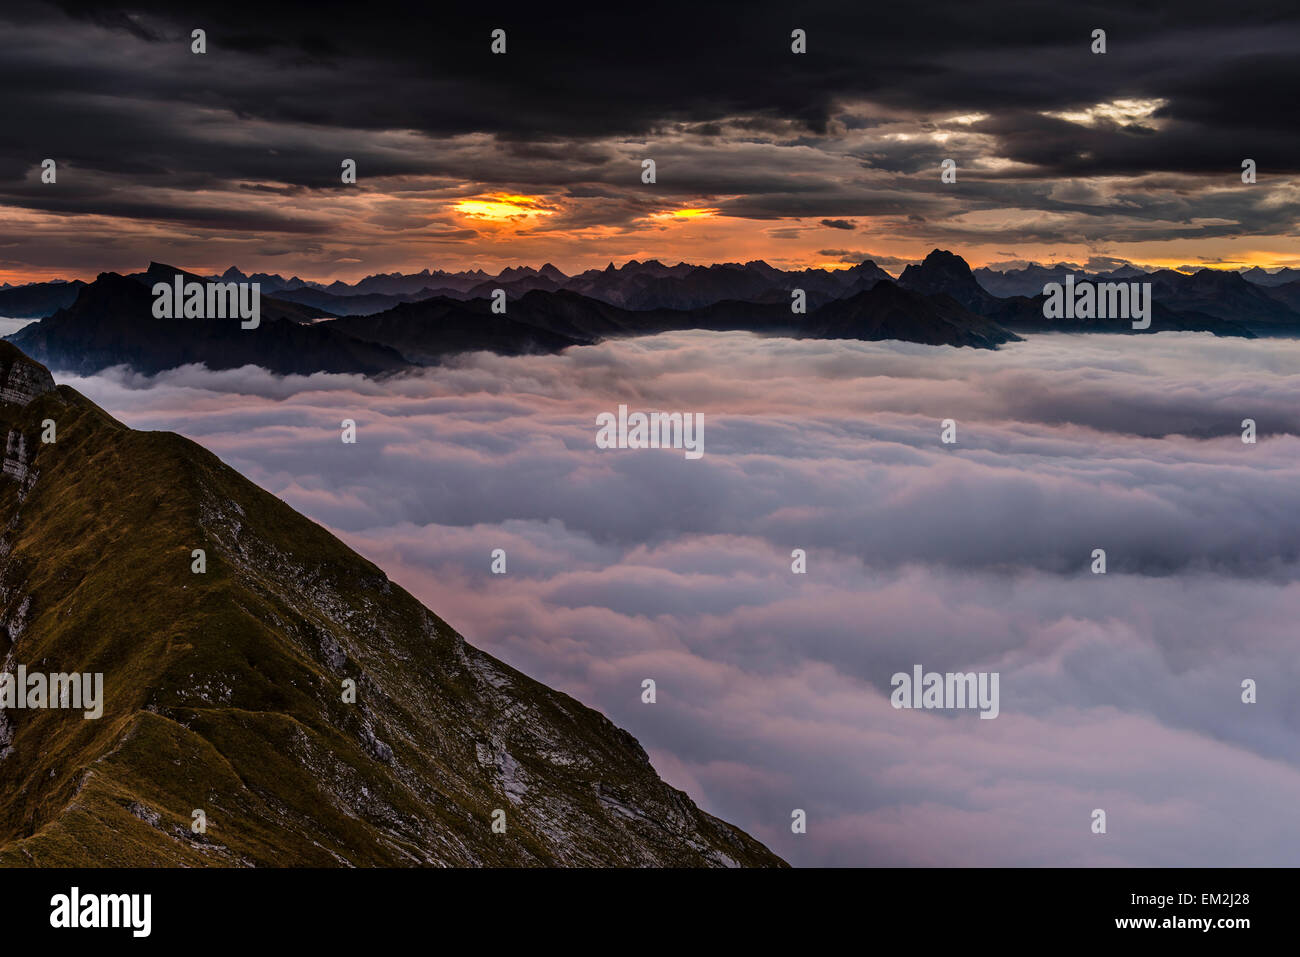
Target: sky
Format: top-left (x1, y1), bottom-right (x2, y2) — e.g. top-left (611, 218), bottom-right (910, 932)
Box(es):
top-left (63, 331), bottom-right (1300, 866)
top-left (2, 0), bottom-right (1299, 283)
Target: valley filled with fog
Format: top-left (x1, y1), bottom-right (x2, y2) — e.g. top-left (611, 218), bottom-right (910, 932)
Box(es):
top-left (63, 330), bottom-right (1300, 866)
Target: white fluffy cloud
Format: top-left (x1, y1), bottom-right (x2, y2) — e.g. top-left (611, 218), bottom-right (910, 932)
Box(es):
top-left (64, 331), bottom-right (1300, 865)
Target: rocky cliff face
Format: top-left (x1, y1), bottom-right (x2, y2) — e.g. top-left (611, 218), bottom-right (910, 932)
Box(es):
top-left (0, 348), bottom-right (53, 501)
top-left (0, 348), bottom-right (54, 407)
top-left (0, 341), bottom-right (783, 867)
top-left (1, 431), bottom-right (29, 484)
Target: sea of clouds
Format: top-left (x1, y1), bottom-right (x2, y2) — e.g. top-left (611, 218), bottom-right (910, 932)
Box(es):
top-left (63, 330), bottom-right (1300, 866)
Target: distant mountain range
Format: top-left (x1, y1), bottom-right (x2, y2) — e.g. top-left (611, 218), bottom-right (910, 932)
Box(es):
top-left (971, 262), bottom-right (1154, 298)
top-left (8, 267), bottom-right (405, 377)
top-left (6, 250), bottom-right (1300, 377)
top-left (209, 259), bottom-right (895, 316)
top-left (904, 250), bottom-right (1258, 337)
top-left (0, 340), bottom-right (784, 866)
top-left (0, 280), bottom-right (86, 319)
top-left (9, 256), bottom-right (1300, 317)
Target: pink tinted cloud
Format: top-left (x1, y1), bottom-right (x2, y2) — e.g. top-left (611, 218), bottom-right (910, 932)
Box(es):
top-left (63, 331), bottom-right (1300, 864)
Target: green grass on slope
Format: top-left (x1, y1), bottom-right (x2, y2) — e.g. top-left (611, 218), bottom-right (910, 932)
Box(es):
top-left (0, 368), bottom-right (784, 867)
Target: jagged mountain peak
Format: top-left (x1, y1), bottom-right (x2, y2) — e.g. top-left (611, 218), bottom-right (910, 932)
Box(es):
top-left (914, 248), bottom-right (975, 276)
top-left (898, 249), bottom-right (994, 313)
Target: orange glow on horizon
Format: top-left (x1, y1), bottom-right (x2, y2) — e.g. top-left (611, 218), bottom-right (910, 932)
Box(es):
top-left (4, 234), bottom-right (1300, 287)
top-left (1140, 252), bottom-right (1298, 272)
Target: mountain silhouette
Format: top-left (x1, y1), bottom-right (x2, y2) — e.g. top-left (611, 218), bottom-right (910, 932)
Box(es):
top-left (8, 251), bottom-right (1300, 378)
top-left (9, 270), bottom-right (407, 377)
top-left (0, 280), bottom-right (86, 319)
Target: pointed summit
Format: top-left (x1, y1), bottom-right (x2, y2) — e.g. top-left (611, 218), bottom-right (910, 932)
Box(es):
top-left (911, 248), bottom-right (976, 278)
top-left (898, 249), bottom-right (993, 313)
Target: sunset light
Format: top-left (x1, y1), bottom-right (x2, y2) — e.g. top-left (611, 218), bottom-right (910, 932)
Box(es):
top-left (453, 193), bottom-right (555, 222)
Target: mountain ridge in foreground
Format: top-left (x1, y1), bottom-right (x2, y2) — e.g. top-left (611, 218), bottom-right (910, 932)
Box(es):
top-left (0, 342), bottom-right (783, 867)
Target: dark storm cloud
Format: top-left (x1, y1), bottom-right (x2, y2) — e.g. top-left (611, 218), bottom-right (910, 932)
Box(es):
top-left (4, 1), bottom-right (1295, 160)
top-left (41, 1), bottom-right (1288, 140)
top-left (0, 1), bottom-right (1296, 267)
top-left (972, 107), bottom-right (1300, 179)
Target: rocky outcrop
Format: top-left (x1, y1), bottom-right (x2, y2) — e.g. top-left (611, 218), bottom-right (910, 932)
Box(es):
top-left (0, 345), bottom-right (51, 503)
top-left (0, 344), bottom-right (54, 408)
top-left (2, 431), bottom-right (28, 483)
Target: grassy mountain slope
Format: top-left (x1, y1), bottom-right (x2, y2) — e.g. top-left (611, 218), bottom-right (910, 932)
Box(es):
top-left (0, 342), bottom-right (783, 867)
